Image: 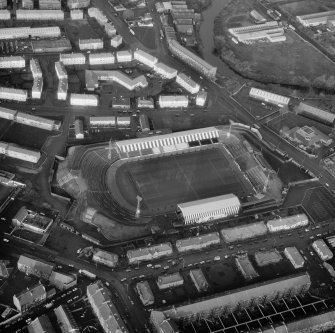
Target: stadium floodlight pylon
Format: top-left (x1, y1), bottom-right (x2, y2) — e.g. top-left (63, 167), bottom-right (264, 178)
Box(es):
top-left (135, 195), bottom-right (142, 219)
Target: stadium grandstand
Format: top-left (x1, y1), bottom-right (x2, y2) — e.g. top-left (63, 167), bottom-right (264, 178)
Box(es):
top-left (115, 126), bottom-right (220, 159)
top-left (177, 194), bottom-right (241, 224)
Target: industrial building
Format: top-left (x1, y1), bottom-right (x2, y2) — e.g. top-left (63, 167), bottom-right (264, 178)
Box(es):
top-left (28, 315), bottom-right (56, 333)
top-left (284, 247), bottom-right (305, 269)
top-left (312, 239), bottom-right (333, 261)
top-left (139, 114), bottom-right (150, 132)
top-left (175, 232), bottom-right (220, 252)
top-left (110, 35), bottom-right (123, 48)
top-left (115, 126), bottom-right (220, 157)
top-left (177, 194), bottom-right (240, 224)
top-left (13, 282), bottom-right (47, 313)
top-left (229, 21), bottom-right (286, 43)
top-left (105, 22), bottom-right (117, 37)
top-left (163, 272), bottom-right (311, 321)
top-left (92, 250), bottom-right (118, 268)
top-left (157, 272), bottom-right (184, 290)
top-left (55, 61), bottom-right (67, 79)
top-left (74, 118), bottom-right (84, 139)
top-left (267, 214), bottom-right (309, 232)
top-left (137, 97), bottom-right (154, 109)
top-left (70, 9), bottom-right (83, 19)
top-left (79, 38), bottom-right (103, 50)
top-left (57, 79), bottom-right (68, 100)
top-left (22, 0), bottom-right (33, 9)
top-left (116, 50), bottom-right (133, 63)
top-left (136, 281), bottom-right (155, 306)
top-left (39, 0), bottom-right (61, 10)
top-left (158, 95), bottom-right (189, 108)
top-left (17, 254), bottom-right (54, 279)
top-left (12, 206), bottom-right (53, 234)
top-left (168, 39), bottom-right (217, 78)
top-left (88, 52), bottom-right (115, 65)
top-left (249, 87), bottom-right (290, 106)
top-left (127, 243), bottom-right (173, 264)
top-left (297, 10), bottom-right (335, 27)
top-left (0, 26), bottom-right (61, 40)
top-left (70, 93), bottom-right (99, 106)
top-left (32, 39), bottom-right (71, 53)
top-left (60, 53), bottom-right (86, 65)
top-left (67, 0), bottom-right (90, 9)
top-left (153, 62), bottom-right (178, 79)
top-left (295, 102), bottom-right (335, 125)
top-left (85, 70), bottom-right (148, 91)
top-left (16, 9), bottom-right (64, 20)
top-left (87, 280), bottom-right (129, 333)
top-left (0, 87), bottom-right (27, 102)
top-left (134, 49), bottom-right (158, 68)
top-left (0, 10), bottom-right (11, 20)
top-left (89, 116), bottom-right (116, 127)
top-left (0, 142), bottom-right (41, 163)
top-left (288, 126), bottom-right (333, 148)
top-left (189, 269), bottom-right (209, 292)
top-left (235, 255), bottom-right (259, 280)
top-left (54, 305), bottom-right (80, 333)
top-left (87, 7), bottom-right (108, 24)
top-left (117, 116), bottom-right (131, 127)
top-left (196, 90), bottom-right (207, 106)
top-left (175, 73), bottom-right (200, 94)
top-left (221, 222), bottom-right (268, 243)
top-left (0, 56), bottom-right (25, 69)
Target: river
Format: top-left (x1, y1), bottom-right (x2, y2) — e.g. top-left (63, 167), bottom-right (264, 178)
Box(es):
top-left (199, 0), bottom-right (237, 77)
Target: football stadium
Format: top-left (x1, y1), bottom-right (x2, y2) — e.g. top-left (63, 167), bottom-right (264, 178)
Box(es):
top-left (57, 126), bottom-right (277, 226)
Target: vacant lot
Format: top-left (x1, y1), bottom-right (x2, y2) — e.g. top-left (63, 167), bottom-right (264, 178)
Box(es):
top-left (116, 147), bottom-right (252, 212)
top-left (133, 27), bottom-right (156, 49)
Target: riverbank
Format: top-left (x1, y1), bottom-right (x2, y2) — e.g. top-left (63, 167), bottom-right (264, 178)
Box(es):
top-left (212, 0), bottom-right (335, 92)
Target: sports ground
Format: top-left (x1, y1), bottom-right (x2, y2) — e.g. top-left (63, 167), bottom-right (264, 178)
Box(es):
top-left (115, 147), bottom-right (253, 213)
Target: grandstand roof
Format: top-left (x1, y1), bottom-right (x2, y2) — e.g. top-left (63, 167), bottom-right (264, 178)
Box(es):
top-left (178, 194), bottom-right (240, 218)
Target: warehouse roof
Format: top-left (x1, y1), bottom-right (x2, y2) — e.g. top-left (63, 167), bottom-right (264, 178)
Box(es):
top-left (178, 194), bottom-right (240, 218)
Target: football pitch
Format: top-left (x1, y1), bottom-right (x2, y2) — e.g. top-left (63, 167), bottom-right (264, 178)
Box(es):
top-left (116, 148), bottom-right (253, 212)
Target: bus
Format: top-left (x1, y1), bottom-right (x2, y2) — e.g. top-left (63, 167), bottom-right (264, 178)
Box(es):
top-left (79, 269), bottom-right (96, 279)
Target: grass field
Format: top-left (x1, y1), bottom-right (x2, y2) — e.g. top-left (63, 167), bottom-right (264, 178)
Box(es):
top-left (116, 148), bottom-right (252, 212)
top-left (279, 0), bottom-right (335, 16)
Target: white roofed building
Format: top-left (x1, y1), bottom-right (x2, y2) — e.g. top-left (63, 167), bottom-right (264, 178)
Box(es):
top-left (27, 315), bottom-right (56, 333)
top-left (12, 111), bottom-right (59, 130)
top-left (74, 118), bottom-right (84, 139)
top-left (0, 0), bottom-right (7, 9)
top-left (153, 62), bottom-right (178, 79)
top-left (136, 281), bottom-right (155, 306)
top-left (249, 87), bottom-right (290, 106)
top-left (159, 95), bottom-right (188, 108)
top-left (6, 144), bottom-right (41, 163)
top-left (177, 194), bottom-right (240, 224)
top-left (70, 9), bottom-right (83, 19)
top-left (221, 222), bottom-right (267, 243)
top-left (117, 116), bottom-right (131, 127)
top-left (295, 102), bottom-right (335, 125)
top-left (0, 56), bottom-right (25, 69)
top-left (89, 52), bottom-right (115, 65)
top-left (297, 10), bottom-right (335, 27)
top-left (55, 61), bottom-right (67, 79)
top-left (105, 22), bottom-right (117, 37)
top-left (189, 269), bottom-right (209, 292)
top-left (17, 254), bottom-right (54, 279)
top-left (30, 59), bottom-right (42, 77)
top-left (0, 10), bottom-right (11, 20)
top-left (79, 38), bottom-right (103, 50)
top-left (87, 7), bottom-right (108, 24)
top-left (110, 35), bottom-right (123, 48)
top-left (0, 87), bottom-right (27, 102)
top-left (0, 106), bottom-right (17, 120)
top-left (0, 26), bottom-right (61, 40)
top-left (127, 243), bottom-right (173, 264)
top-left (157, 273), bottom-right (184, 290)
top-left (92, 250), bottom-right (118, 268)
top-left (16, 9), bottom-right (64, 20)
top-left (22, 0), bottom-right (33, 8)
top-left (137, 97), bottom-right (154, 109)
top-left (39, 0), bottom-right (61, 10)
top-left (87, 280), bottom-right (129, 333)
top-left (284, 247), bottom-right (305, 269)
top-left (168, 39), bottom-right (217, 79)
top-left (116, 50), bottom-right (133, 63)
top-left (267, 214), bottom-right (308, 232)
top-left (196, 90), bottom-right (208, 106)
top-left (32, 78), bottom-right (43, 99)
top-left (60, 53), bottom-right (86, 65)
top-left (54, 305), bottom-right (80, 333)
top-left (134, 49), bottom-right (158, 68)
top-left (57, 79), bottom-right (68, 100)
top-left (176, 73), bottom-right (200, 94)
top-left (67, 0), bottom-right (90, 9)
top-left (176, 232), bottom-right (220, 252)
top-left (90, 116), bottom-right (116, 127)
top-left (70, 93), bottom-right (98, 106)
top-left (312, 240), bottom-right (333, 261)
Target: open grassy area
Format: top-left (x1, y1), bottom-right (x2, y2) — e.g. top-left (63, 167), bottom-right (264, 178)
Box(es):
top-left (115, 147), bottom-right (252, 212)
top-left (279, 0), bottom-right (335, 16)
top-left (214, 0), bottom-right (335, 89)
